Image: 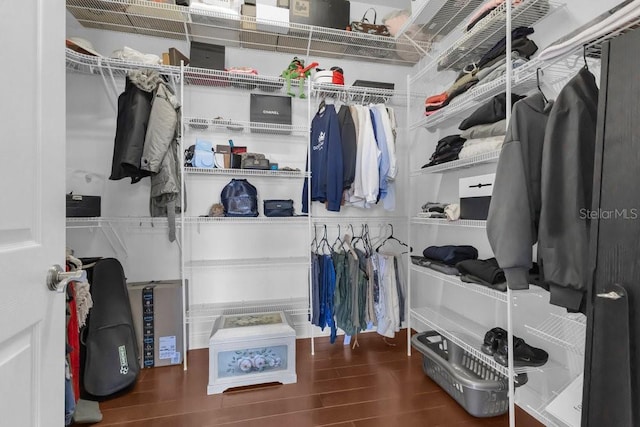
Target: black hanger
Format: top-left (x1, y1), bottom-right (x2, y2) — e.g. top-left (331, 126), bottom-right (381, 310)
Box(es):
top-left (332, 224), bottom-right (345, 251)
top-left (317, 95), bottom-right (327, 115)
top-left (311, 224), bottom-right (320, 253)
top-left (536, 68), bottom-right (549, 105)
top-left (319, 225), bottom-right (331, 254)
top-left (375, 224), bottom-right (411, 253)
top-left (583, 44), bottom-right (589, 70)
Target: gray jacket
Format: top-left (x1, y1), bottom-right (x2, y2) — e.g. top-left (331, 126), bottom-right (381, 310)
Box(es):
top-left (141, 81), bottom-right (183, 242)
top-left (538, 68), bottom-right (598, 310)
top-left (487, 93), bottom-right (553, 290)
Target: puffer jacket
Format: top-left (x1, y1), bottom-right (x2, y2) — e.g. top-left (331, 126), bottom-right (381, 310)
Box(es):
top-left (110, 70), bottom-right (162, 183)
top-left (140, 81), bottom-right (183, 242)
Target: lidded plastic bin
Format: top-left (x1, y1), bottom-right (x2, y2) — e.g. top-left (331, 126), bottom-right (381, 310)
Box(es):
top-left (411, 331), bottom-right (514, 418)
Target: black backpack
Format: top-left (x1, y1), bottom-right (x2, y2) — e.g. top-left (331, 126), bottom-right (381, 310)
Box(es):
top-left (80, 258), bottom-right (140, 398)
top-left (221, 179), bottom-right (259, 217)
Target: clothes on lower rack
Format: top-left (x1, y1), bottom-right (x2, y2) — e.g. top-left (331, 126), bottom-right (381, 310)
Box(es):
top-left (460, 119), bottom-right (507, 140)
top-left (456, 258), bottom-right (506, 285)
top-left (422, 135), bottom-right (467, 167)
top-left (411, 256), bottom-right (461, 276)
top-left (312, 246), bottom-right (406, 341)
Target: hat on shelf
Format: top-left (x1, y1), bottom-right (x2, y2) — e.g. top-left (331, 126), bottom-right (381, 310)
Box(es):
top-left (66, 37), bottom-right (102, 57)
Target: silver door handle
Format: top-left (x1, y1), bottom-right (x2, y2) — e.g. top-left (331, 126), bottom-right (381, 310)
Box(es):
top-left (597, 291), bottom-right (624, 300)
top-left (47, 264), bottom-right (83, 293)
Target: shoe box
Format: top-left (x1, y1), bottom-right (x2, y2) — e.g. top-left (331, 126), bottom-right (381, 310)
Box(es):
top-left (459, 173), bottom-right (495, 220)
top-left (128, 280), bottom-right (185, 368)
top-left (250, 94), bottom-right (292, 134)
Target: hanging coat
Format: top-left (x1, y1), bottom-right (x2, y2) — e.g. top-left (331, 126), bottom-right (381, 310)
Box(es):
top-left (110, 70), bottom-right (162, 183)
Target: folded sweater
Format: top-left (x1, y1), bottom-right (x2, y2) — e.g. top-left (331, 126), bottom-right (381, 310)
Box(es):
top-left (458, 136), bottom-right (505, 159)
top-left (423, 245), bottom-right (478, 266)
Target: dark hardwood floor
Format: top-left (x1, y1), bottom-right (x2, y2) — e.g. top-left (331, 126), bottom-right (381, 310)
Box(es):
top-left (81, 330), bottom-right (542, 426)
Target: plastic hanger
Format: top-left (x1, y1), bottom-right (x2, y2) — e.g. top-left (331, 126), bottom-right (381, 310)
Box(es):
top-left (319, 225), bottom-right (331, 255)
top-left (375, 224), bottom-right (411, 253)
top-left (536, 68), bottom-right (549, 105)
top-left (311, 224), bottom-right (320, 253)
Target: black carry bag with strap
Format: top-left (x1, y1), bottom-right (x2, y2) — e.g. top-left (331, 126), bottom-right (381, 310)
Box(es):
top-left (80, 258), bottom-right (140, 398)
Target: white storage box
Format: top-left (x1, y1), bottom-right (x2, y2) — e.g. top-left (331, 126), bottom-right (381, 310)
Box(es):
top-left (257, 4), bottom-right (290, 34)
top-left (459, 173), bottom-right (495, 220)
top-left (208, 311), bottom-right (297, 394)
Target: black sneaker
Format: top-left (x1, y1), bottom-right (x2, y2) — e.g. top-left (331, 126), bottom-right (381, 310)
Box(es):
top-left (481, 327), bottom-right (507, 356)
top-left (494, 337), bottom-right (549, 367)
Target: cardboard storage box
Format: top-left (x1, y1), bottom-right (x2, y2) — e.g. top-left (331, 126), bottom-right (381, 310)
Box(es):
top-left (208, 311), bottom-right (297, 394)
top-left (289, 0), bottom-right (349, 29)
top-left (128, 280), bottom-right (184, 368)
top-left (459, 173), bottom-right (495, 220)
top-left (241, 4), bottom-right (279, 51)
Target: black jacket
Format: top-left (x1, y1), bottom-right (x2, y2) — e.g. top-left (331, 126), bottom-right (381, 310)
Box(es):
top-left (539, 68), bottom-right (598, 311)
top-left (338, 105), bottom-right (357, 190)
top-left (110, 75), bottom-right (155, 183)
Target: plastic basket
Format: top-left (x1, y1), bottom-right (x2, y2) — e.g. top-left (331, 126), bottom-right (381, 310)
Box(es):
top-left (411, 331), bottom-right (510, 418)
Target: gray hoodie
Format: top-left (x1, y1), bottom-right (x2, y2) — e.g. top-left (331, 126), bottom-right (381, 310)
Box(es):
top-left (487, 92), bottom-right (553, 290)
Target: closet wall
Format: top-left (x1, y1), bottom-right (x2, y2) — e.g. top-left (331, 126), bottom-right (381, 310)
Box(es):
top-left (65, 10), bottom-right (412, 349)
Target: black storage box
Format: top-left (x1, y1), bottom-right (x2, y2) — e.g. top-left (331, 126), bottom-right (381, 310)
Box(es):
top-left (250, 94), bottom-right (292, 134)
top-left (189, 42), bottom-right (225, 70)
top-left (66, 194), bottom-right (101, 217)
top-left (289, 0), bottom-right (350, 30)
top-left (352, 80), bottom-right (395, 91)
top-left (459, 173), bottom-right (495, 220)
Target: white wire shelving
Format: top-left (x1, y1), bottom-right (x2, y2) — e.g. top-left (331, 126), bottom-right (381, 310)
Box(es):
top-left (411, 217), bottom-right (487, 228)
top-left (312, 216), bottom-right (408, 225)
top-left (183, 216), bottom-right (309, 225)
top-left (65, 0), bottom-right (431, 66)
top-left (186, 297), bottom-right (310, 323)
top-left (185, 167), bottom-right (307, 178)
top-left (186, 256), bottom-right (309, 269)
top-left (184, 117), bottom-right (308, 135)
top-left (411, 304), bottom-right (510, 377)
top-left (411, 0), bottom-right (561, 80)
top-left (66, 216), bottom-right (177, 227)
top-left (410, 264), bottom-right (507, 303)
top-left (525, 312), bottom-right (586, 356)
top-left (412, 149), bottom-right (502, 175)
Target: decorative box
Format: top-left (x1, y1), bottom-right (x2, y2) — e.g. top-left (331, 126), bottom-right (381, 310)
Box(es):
top-left (459, 173), bottom-right (495, 220)
top-left (208, 311), bottom-right (297, 394)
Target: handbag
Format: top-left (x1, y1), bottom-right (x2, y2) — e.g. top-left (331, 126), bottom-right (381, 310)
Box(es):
top-left (221, 179), bottom-right (259, 217)
top-left (348, 8), bottom-right (394, 59)
top-left (263, 199), bottom-right (294, 217)
top-left (241, 153), bottom-right (270, 170)
top-left (349, 8), bottom-right (391, 37)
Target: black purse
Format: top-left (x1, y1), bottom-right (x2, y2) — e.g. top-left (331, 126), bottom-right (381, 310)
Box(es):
top-left (263, 199), bottom-right (294, 217)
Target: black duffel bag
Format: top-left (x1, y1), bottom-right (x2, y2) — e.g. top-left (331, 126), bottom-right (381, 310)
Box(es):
top-left (221, 179), bottom-right (259, 217)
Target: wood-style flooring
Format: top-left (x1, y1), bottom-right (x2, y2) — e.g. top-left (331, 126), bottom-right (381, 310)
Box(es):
top-left (81, 330), bottom-right (542, 426)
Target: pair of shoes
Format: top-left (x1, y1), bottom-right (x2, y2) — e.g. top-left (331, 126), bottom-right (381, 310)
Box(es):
top-left (482, 328), bottom-right (549, 367)
top-left (494, 337), bottom-right (549, 367)
top-left (481, 327), bottom-right (506, 355)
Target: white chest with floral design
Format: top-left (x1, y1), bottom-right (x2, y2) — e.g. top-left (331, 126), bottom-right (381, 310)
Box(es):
top-left (208, 311), bottom-right (297, 394)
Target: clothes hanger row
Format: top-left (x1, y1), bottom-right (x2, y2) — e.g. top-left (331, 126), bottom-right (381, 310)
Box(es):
top-left (312, 223), bottom-right (410, 256)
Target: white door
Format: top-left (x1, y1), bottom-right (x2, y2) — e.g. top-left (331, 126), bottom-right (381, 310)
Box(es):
top-left (0, 0), bottom-right (66, 425)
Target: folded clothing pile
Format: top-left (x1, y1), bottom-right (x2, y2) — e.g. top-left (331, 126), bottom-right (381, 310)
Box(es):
top-left (456, 258), bottom-right (506, 291)
top-left (422, 135), bottom-right (466, 167)
top-left (419, 202), bottom-right (460, 221)
top-left (425, 26), bottom-right (537, 117)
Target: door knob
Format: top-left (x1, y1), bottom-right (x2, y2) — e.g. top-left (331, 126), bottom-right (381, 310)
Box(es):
top-left (47, 264), bottom-right (84, 293)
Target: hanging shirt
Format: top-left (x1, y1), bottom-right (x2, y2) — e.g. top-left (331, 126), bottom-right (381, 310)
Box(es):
top-left (370, 106), bottom-right (390, 202)
top-left (349, 106), bottom-right (380, 207)
top-left (302, 104), bottom-right (344, 213)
